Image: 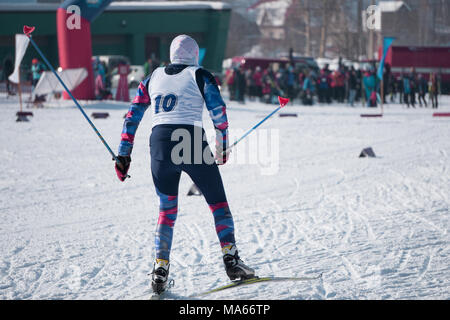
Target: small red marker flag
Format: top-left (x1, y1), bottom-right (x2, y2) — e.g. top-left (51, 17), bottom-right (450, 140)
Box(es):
top-left (23, 25), bottom-right (35, 37)
top-left (278, 96), bottom-right (289, 108)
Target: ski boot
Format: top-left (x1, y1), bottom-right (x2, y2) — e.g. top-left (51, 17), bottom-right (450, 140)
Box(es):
top-left (222, 245), bottom-right (255, 281)
top-left (151, 259), bottom-right (170, 294)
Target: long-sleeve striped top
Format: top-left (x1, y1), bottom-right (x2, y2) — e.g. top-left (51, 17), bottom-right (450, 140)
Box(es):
top-left (118, 64), bottom-right (228, 156)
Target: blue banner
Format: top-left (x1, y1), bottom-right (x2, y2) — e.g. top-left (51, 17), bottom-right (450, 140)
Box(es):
top-left (377, 37), bottom-right (395, 80)
top-left (199, 48), bottom-right (206, 65)
top-left (60, 0), bottom-right (112, 22)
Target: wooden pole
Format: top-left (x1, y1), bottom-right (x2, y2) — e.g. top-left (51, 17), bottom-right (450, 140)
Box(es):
top-left (380, 78), bottom-right (384, 114)
top-left (18, 67), bottom-right (23, 112)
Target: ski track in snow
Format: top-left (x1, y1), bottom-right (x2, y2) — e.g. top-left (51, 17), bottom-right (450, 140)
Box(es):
top-left (0, 93), bottom-right (449, 300)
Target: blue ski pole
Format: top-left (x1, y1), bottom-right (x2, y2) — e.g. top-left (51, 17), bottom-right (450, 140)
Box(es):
top-left (227, 96), bottom-right (289, 151)
top-left (192, 96), bottom-right (289, 192)
top-left (23, 26), bottom-right (129, 179)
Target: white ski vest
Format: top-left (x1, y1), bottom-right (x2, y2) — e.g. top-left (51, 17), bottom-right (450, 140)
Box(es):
top-left (148, 66), bottom-right (204, 128)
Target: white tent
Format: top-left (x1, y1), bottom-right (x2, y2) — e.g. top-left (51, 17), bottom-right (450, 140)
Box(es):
top-left (33, 68), bottom-right (88, 97)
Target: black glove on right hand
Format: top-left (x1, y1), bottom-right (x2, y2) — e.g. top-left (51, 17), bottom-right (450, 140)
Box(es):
top-left (115, 155), bottom-right (131, 181)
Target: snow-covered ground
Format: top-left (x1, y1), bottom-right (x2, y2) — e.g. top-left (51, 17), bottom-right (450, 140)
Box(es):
top-left (0, 92), bottom-right (449, 300)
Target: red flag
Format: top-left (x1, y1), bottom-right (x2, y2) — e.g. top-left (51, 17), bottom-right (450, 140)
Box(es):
top-left (23, 25), bottom-right (35, 37)
top-left (278, 96), bottom-right (290, 107)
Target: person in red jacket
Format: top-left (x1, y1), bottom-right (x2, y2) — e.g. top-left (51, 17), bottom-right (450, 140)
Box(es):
top-left (252, 66), bottom-right (263, 101)
top-left (225, 68), bottom-right (235, 100)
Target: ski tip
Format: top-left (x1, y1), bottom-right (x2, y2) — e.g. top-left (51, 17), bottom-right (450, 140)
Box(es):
top-left (278, 96), bottom-right (290, 108)
top-left (23, 25), bottom-right (35, 37)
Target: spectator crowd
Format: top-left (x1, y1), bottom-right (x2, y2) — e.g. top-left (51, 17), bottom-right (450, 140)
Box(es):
top-left (0, 53), bottom-right (443, 110)
top-left (223, 61), bottom-right (442, 109)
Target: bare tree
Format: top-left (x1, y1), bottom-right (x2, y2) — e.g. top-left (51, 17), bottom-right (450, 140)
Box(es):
top-left (225, 10), bottom-right (261, 57)
top-left (284, 0), bottom-right (312, 56)
top-left (317, 0), bottom-right (338, 58)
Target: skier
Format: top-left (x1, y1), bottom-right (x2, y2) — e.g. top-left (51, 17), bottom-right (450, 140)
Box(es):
top-left (114, 35), bottom-right (255, 295)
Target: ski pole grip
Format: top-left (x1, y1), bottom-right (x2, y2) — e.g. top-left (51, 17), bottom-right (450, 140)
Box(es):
top-left (113, 156), bottom-right (131, 180)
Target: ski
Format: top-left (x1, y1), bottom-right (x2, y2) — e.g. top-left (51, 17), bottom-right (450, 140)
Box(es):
top-left (150, 291), bottom-right (166, 300)
top-left (149, 279), bottom-right (175, 300)
top-left (191, 274), bottom-right (323, 298)
top-left (150, 293), bottom-right (161, 300)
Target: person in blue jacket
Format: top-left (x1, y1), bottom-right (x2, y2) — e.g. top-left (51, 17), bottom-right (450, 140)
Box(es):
top-left (403, 74), bottom-right (412, 108)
